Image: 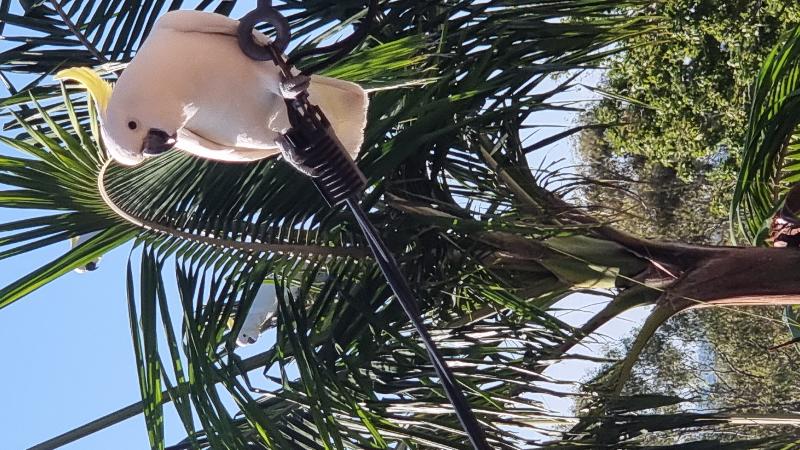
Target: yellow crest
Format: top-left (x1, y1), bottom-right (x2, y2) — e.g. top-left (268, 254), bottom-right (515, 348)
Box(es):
top-left (55, 67), bottom-right (113, 113)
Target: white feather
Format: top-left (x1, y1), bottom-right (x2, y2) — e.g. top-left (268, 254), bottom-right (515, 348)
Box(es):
top-left (69, 231), bottom-right (102, 273)
top-left (236, 284), bottom-right (279, 347)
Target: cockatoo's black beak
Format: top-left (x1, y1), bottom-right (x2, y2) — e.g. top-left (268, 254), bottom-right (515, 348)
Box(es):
top-left (142, 128), bottom-right (177, 156)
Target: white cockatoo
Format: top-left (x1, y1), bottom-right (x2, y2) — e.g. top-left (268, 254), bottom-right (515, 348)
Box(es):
top-left (55, 10), bottom-right (368, 166)
top-left (69, 231), bottom-right (102, 273)
top-left (235, 283), bottom-right (279, 347)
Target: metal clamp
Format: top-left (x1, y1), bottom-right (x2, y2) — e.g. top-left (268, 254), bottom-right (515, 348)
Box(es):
top-left (236, 0), bottom-right (291, 61)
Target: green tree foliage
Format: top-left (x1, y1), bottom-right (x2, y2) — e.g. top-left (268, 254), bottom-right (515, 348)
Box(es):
top-left (576, 124), bottom-right (730, 243)
top-left (578, 0), bottom-right (800, 242)
top-left (574, 2), bottom-right (800, 444)
top-left (590, 307), bottom-right (800, 444)
top-left (591, 0), bottom-right (800, 176)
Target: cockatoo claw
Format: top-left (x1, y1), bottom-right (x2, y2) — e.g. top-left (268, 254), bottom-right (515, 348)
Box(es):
top-left (276, 133), bottom-right (323, 177)
top-left (279, 74), bottom-right (311, 100)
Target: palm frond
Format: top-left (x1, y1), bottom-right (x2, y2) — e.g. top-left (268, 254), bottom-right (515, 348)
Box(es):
top-left (0, 87), bottom-right (134, 308)
top-left (125, 244), bottom-right (580, 449)
top-left (547, 391), bottom-right (800, 449)
top-left (731, 26), bottom-right (800, 244)
top-left (1, 0), bottom-right (240, 73)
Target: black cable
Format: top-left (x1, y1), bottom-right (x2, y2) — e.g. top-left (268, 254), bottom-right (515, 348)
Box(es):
top-left (346, 198), bottom-right (491, 450)
top-left (276, 100), bottom-right (492, 446)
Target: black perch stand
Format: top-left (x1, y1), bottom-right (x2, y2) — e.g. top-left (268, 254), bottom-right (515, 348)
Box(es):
top-left (237, 3), bottom-right (491, 449)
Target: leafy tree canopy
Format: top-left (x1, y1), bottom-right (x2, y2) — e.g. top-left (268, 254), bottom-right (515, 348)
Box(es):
top-left (574, 2), bottom-right (800, 445)
top-left (578, 0), bottom-right (800, 243)
top-left (591, 0), bottom-right (800, 178)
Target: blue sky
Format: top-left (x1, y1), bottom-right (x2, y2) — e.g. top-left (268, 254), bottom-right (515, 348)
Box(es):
top-left (0, 242), bottom-right (175, 449)
top-left (0, 2), bottom-right (251, 449)
top-left (0, 2), bottom-right (156, 446)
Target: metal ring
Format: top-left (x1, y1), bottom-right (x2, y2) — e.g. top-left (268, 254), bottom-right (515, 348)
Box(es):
top-left (237, 1), bottom-right (291, 61)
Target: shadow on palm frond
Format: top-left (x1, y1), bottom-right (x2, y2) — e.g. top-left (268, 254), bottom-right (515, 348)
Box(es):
top-left (547, 384), bottom-right (800, 449)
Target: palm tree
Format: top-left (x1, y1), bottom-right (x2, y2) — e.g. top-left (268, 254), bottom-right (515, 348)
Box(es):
top-left (4, 1), bottom-right (800, 449)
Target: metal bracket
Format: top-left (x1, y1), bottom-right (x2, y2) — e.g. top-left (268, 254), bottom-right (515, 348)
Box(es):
top-left (236, 0), bottom-right (290, 61)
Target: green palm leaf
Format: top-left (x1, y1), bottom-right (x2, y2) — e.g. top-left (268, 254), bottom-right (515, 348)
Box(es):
top-left (731, 25), bottom-right (800, 244)
top-left (127, 246), bottom-right (576, 449)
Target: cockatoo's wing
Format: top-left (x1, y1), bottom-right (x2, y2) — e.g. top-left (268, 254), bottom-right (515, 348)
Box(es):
top-left (156, 10), bottom-right (273, 49)
top-left (155, 10), bottom-right (369, 158)
top-left (155, 9), bottom-right (241, 36)
top-left (177, 128), bottom-right (279, 162)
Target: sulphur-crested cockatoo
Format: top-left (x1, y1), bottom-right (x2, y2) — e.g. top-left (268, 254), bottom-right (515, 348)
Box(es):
top-left (55, 10), bottom-right (368, 166)
top-left (235, 283), bottom-right (279, 347)
top-left (69, 231), bottom-right (102, 273)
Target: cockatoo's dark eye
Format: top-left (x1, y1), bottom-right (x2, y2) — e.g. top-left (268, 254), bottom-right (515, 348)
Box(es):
top-left (128, 121), bottom-right (138, 130)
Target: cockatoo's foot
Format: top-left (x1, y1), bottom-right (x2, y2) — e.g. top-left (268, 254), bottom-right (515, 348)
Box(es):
top-left (279, 74), bottom-right (311, 99)
top-left (276, 134), bottom-right (322, 177)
